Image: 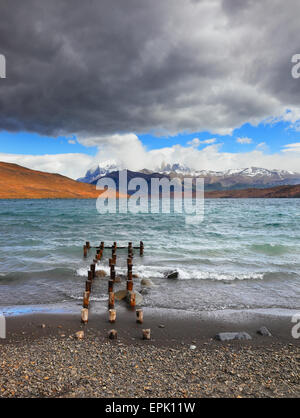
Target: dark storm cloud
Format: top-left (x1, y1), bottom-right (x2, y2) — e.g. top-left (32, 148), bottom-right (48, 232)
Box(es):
top-left (0, 0), bottom-right (300, 139)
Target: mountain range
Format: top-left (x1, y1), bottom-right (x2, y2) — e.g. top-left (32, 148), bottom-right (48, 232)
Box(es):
top-left (78, 162), bottom-right (300, 191)
top-left (1, 161), bottom-right (300, 199)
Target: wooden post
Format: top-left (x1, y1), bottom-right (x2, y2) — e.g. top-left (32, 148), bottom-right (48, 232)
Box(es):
top-left (136, 309), bottom-right (143, 324)
top-left (127, 258), bottom-right (133, 281)
top-left (86, 241), bottom-right (90, 249)
top-left (88, 270), bottom-right (93, 282)
top-left (142, 329), bottom-right (151, 340)
top-left (100, 241), bottom-right (104, 250)
top-left (140, 241), bottom-right (144, 256)
top-left (127, 280), bottom-right (133, 291)
top-left (112, 254), bottom-right (117, 264)
top-left (129, 291), bottom-right (136, 308)
top-left (86, 280), bottom-right (92, 292)
top-left (109, 309), bottom-right (116, 323)
top-left (108, 280), bottom-right (114, 293)
top-left (81, 308), bottom-right (88, 323)
top-left (110, 264), bottom-right (115, 281)
top-left (83, 291), bottom-right (90, 308)
top-left (108, 329), bottom-right (117, 339)
top-left (83, 245), bottom-right (87, 257)
top-left (90, 264), bottom-right (95, 278)
top-left (128, 242), bottom-right (132, 253)
top-left (108, 291), bottom-right (115, 309)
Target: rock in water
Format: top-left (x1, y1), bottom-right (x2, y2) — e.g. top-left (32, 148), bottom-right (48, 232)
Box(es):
top-left (126, 290), bottom-right (143, 306)
top-left (95, 270), bottom-right (106, 277)
top-left (114, 290), bottom-right (127, 301)
top-left (140, 278), bottom-right (154, 287)
top-left (214, 332), bottom-right (252, 341)
top-left (164, 270), bottom-right (179, 279)
top-left (257, 326), bottom-right (272, 336)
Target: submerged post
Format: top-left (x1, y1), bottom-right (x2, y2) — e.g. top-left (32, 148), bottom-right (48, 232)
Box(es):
top-left (90, 264), bottom-right (96, 279)
top-left (140, 241), bottom-right (144, 256)
top-left (83, 245), bottom-right (87, 257)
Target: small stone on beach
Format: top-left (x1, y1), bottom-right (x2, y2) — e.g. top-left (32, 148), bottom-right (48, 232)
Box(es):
top-left (257, 326), bottom-right (272, 337)
top-left (214, 332), bottom-right (252, 341)
top-left (75, 331), bottom-right (84, 340)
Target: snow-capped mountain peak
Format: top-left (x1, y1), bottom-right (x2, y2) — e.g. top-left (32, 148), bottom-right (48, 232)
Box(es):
top-left (77, 160), bottom-right (120, 183)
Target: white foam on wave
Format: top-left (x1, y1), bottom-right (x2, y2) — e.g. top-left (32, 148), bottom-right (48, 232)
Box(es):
top-left (133, 265), bottom-right (265, 281)
top-left (76, 264), bottom-right (264, 282)
top-left (76, 264), bottom-right (111, 277)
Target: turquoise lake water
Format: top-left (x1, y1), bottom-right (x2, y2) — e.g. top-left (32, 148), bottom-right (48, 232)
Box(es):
top-left (0, 198), bottom-right (299, 315)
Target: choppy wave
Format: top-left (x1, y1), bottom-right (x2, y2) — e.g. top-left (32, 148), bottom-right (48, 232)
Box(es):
top-left (250, 243), bottom-right (292, 256)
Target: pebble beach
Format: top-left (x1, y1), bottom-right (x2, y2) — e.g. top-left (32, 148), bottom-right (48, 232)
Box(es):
top-left (0, 312), bottom-right (299, 398)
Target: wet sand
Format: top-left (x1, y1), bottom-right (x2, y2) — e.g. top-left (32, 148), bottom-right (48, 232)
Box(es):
top-left (0, 309), bottom-right (299, 398)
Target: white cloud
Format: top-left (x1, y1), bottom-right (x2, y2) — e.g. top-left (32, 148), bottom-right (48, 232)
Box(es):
top-left (0, 153), bottom-right (93, 179)
top-left (79, 133), bottom-right (300, 173)
top-left (282, 142), bottom-right (300, 152)
top-left (187, 138), bottom-right (217, 147)
top-left (236, 137), bottom-right (253, 144)
top-left (2, 134), bottom-right (300, 179)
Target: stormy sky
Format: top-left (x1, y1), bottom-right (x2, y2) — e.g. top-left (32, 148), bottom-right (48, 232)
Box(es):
top-left (1, 0), bottom-right (300, 177)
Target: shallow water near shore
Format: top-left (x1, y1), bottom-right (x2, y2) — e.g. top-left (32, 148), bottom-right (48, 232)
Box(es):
top-left (0, 198), bottom-right (299, 316)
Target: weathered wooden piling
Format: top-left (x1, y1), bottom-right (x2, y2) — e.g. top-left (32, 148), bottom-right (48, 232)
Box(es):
top-left (136, 309), bottom-right (143, 324)
top-left (108, 280), bottom-right (114, 293)
top-left (109, 258), bottom-right (115, 267)
top-left (128, 291), bottom-right (136, 308)
top-left (140, 241), bottom-right (144, 256)
top-left (127, 258), bottom-right (133, 281)
top-left (108, 291), bottom-right (115, 309)
top-left (109, 309), bottom-right (116, 323)
top-left (127, 280), bottom-right (133, 291)
top-left (108, 329), bottom-right (117, 339)
top-left (83, 291), bottom-right (90, 308)
top-left (142, 329), bottom-right (151, 340)
top-left (81, 308), bottom-right (89, 323)
top-left (90, 264), bottom-right (96, 278)
top-left (112, 253), bottom-right (117, 264)
top-left (83, 245), bottom-right (87, 257)
top-left (88, 270), bottom-right (93, 282)
top-left (86, 241), bottom-right (91, 249)
top-left (85, 280), bottom-right (92, 292)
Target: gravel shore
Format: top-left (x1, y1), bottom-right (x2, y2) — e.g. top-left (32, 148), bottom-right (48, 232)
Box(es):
top-left (0, 313), bottom-right (299, 398)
